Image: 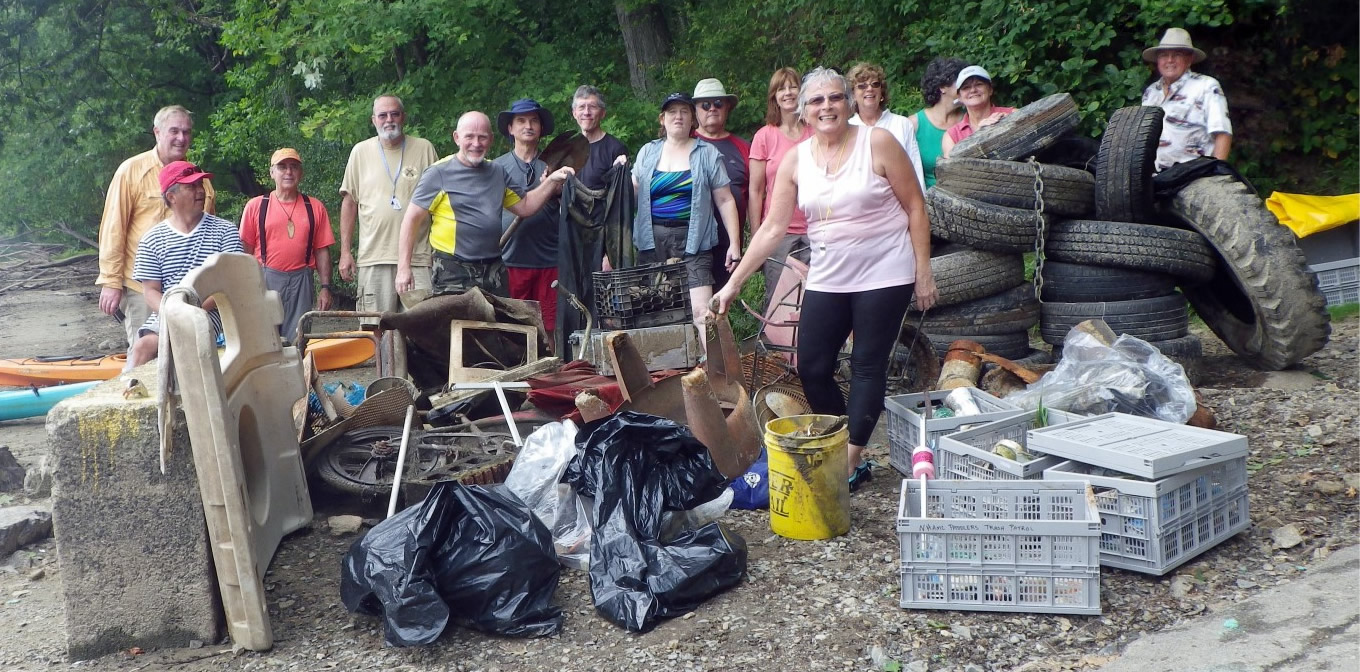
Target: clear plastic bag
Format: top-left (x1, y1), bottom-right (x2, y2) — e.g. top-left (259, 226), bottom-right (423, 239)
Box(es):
top-left (1007, 330), bottom-right (1197, 423)
top-left (504, 421), bottom-right (594, 570)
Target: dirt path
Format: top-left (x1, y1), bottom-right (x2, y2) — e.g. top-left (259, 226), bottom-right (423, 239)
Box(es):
top-left (0, 269), bottom-right (1356, 672)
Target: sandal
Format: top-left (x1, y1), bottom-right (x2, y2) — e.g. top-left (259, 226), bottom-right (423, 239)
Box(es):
top-left (848, 461), bottom-right (874, 493)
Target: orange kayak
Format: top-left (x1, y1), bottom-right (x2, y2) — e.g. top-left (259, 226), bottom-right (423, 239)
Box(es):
top-left (0, 338), bottom-right (374, 388)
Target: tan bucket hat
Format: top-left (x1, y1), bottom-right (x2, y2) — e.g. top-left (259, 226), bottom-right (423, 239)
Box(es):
top-left (1143, 28), bottom-right (1206, 64)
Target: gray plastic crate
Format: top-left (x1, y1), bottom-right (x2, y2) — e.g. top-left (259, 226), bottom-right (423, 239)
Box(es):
top-left (936, 409), bottom-right (1085, 480)
top-left (1044, 457), bottom-right (1250, 575)
top-left (887, 389), bottom-right (1024, 476)
top-left (896, 479), bottom-right (1101, 615)
top-left (1027, 413), bottom-right (1248, 479)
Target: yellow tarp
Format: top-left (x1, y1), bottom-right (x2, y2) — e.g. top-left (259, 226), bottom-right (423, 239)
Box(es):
top-left (1265, 192), bottom-right (1360, 238)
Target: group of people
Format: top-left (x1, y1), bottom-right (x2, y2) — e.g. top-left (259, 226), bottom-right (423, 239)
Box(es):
top-left (94, 27), bottom-right (1233, 489)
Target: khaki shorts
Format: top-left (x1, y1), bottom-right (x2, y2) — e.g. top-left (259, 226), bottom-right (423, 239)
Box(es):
top-left (120, 290), bottom-right (152, 349)
top-left (357, 264), bottom-right (432, 325)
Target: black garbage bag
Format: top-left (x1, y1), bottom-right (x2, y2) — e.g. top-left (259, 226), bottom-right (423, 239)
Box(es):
top-left (561, 411), bottom-right (747, 632)
top-left (339, 481), bottom-right (564, 646)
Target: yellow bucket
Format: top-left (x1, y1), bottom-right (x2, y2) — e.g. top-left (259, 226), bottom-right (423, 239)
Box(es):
top-left (765, 414), bottom-right (851, 540)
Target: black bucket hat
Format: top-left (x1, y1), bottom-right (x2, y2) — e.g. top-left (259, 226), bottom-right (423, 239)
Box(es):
top-left (496, 98), bottom-right (554, 139)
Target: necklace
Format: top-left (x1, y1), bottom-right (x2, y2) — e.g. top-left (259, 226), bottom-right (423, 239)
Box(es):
top-left (276, 195), bottom-right (301, 238)
top-left (812, 131), bottom-right (851, 225)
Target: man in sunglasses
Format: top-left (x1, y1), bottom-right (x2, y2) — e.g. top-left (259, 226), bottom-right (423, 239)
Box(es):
top-left (97, 105), bottom-right (218, 349)
top-left (339, 95), bottom-right (439, 325)
top-left (692, 78), bottom-right (750, 289)
top-left (125, 161), bottom-right (243, 371)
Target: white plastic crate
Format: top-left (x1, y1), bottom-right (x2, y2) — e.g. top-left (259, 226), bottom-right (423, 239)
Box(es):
top-left (1027, 413), bottom-right (1248, 479)
top-left (896, 479), bottom-right (1101, 615)
top-left (936, 409), bottom-right (1086, 480)
top-left (1311, 258), bottom-right (1359, 307)
top-left (887, 389), bottom-right (1024, 476)
top-left (1044, 457), bottom-right (1250, 575)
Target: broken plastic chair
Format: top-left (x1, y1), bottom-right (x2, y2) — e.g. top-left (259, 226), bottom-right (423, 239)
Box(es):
top-left (160, 252), bottom-right (313, 652)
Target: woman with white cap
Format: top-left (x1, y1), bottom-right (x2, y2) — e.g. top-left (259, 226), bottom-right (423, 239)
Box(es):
top-left (713, 67), bottom-right (937, 493)
top-left (632, 92), bottom-right (743, 337)
top-left (940, 65), bottom-right (1014, 158)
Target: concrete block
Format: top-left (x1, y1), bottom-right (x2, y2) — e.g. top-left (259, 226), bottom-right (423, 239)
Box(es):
top-left (0, 504), bottom-right (51, 557)
top-left (47, 367), bottom-right (221, 661)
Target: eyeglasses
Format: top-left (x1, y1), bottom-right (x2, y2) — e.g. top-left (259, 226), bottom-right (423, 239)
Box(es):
top-left (805, 93), bottom-right (848, 107)
top-left (375, 111), bottom-right (402, 120)
top-left (855, 81), bottom-right (884, 90)
top-left (698, 100), bottom-right (726, 111)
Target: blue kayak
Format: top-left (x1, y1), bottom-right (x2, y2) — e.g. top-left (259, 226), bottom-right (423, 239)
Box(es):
top-left (0, 381), bottom-right (100, 422)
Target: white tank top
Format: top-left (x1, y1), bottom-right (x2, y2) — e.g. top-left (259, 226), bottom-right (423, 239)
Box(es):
top-left (797, 126), bottom-right (916, 293)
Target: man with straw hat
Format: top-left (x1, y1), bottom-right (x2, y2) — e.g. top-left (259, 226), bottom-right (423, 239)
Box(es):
top-left (692, 78), bottom-right (749, 289)
top-left (1140, 27), bottom-right (1233, 171)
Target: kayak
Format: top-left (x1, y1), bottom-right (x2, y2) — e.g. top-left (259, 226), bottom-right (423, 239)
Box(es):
top-left (0, 355), bottom-right (127, 387)
top-left (0, 338), bottom-right (374, 388)
top-left (0, 381), bottom-right (100, 422)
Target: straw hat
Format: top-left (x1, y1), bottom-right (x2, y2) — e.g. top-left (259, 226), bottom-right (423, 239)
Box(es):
top-left (1143, 28), bottom-right (1207, 64)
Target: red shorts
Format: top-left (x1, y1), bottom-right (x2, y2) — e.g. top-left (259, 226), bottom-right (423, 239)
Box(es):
top-left (507, 266), bottom-right (559, 330)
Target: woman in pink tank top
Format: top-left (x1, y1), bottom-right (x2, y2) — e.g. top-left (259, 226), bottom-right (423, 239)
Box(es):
top-left (714, 67), bottom-right (937, 493)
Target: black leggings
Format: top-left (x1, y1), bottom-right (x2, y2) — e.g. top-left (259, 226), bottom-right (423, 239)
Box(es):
top-left (796, 284), bottom-right (914, 447)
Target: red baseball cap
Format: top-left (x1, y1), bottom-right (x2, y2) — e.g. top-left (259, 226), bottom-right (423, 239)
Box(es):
top-left (159, 160), bottom-right (213, 194)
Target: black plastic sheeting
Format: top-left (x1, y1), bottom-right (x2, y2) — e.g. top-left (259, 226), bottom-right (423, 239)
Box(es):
top-left (339, 481), bottom-right (564, 646)
top-left (562, 411), bottom-right (748, 632)
top-left (555, 166), bottom-right (636, 356)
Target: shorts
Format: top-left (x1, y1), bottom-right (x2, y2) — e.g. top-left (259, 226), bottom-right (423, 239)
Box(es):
top-left (507, 266), bottom-right (559, 330)
top-left (432, 252), bottom-right (510, 298)
top-left (119, 290), bottom-right (153, 348)
top-left (357, 264), bottom-right (432, 326)
top-left (644, 225), bottom-right (714, 289)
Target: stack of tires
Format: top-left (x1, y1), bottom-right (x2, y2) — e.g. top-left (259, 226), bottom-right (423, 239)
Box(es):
top-left (920, 95), bottom-right (1330, 372)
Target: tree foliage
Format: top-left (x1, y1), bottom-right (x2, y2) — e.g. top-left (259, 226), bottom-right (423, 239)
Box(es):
top-left (0, 0), bottom-right (1354, 242)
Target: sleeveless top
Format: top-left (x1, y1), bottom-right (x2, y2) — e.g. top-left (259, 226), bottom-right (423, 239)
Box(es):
top-left (650, 170), bottom-right (694, 225)
top-left (797, 126), bottom-right (916, 293)
top-left (914, 109), bottom-right (948, 188)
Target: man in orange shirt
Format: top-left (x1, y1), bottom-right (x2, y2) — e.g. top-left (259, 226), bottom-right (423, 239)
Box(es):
top-left (97, 105), bottom-right (217, 347)
top-left (239, 148), bottom-right (336, 343)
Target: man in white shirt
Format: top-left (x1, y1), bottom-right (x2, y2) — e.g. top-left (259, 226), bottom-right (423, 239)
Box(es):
top-left (1140, 28), bottom-right (1233, 171)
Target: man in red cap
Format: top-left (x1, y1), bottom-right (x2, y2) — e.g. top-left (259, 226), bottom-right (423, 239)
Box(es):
top-left (239, 148), bottom-right (336, 343)
top-left (96, 105), bottom-right (218, 348)
top-left (125, 161), bottom-right (243, 371)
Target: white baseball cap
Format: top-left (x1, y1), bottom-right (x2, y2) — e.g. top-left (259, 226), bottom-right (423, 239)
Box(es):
top-left (954, 65), bottom-right (992, 90)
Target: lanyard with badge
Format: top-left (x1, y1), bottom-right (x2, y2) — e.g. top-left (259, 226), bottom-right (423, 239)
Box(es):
top-left (381, 139), bottom-right (406, 210)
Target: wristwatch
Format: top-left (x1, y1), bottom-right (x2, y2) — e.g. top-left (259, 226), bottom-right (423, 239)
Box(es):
top-left (319, 284), bottom-right (332, 290)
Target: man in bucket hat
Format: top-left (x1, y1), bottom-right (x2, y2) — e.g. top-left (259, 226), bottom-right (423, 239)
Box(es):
top-left (493, 98), bottom-right (562, 344)
top-left (1141, 27), bottom-right (1233, 171)
top-left (692, 78), bottom-right (749, 289)
top-left (125, 160), bottom-right (243, 371)
top-left (238, 148), bottom-right (336, 343)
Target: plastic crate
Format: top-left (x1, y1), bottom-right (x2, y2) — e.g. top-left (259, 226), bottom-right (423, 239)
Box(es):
top-left (1026, 413), bottom-right (1248, 479)
top-left (593, 262), bottom-right (692, 328)
top-left (896, 479), bottom-right (1101, 615)
top-left (887, 389), bottom-right (1025, 476)
top-left (1044, 457), bottom-right (1250, 575)
top-left (1311, 258), bottom-right (1359, 307)
top-left (936, 409), bottom-right (1085, 480)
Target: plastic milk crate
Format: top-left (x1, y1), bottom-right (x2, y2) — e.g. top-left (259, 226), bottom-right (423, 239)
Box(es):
top-left (1026, 413), bottom-right (1249, 480)
top-left (886, 389), bottom-right (1024, 476)
top-left (896, 480), bottom-right (1102, 615)
top-left (592, 262), bottom-right (692, 329)
top-left (1044, 457), bottom-right (1250, 575)
top-left (936, 409), bottom-right (1086, 481)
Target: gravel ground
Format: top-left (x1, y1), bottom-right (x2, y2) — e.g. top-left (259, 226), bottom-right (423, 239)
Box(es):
top-left (0, 276), bottom-right (1355, 671)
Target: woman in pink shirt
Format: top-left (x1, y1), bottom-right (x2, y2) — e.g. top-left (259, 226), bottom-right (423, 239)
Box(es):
top-left (715, 67), bottom-right (937, 492)
top-left (941, 65), bottom-right (1015, 158)
top-left (748, 67), bottom-right (814, 295)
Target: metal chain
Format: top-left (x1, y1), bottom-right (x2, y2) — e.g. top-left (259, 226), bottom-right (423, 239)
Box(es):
top-left (1028, 158), bottom-right (1047, 303)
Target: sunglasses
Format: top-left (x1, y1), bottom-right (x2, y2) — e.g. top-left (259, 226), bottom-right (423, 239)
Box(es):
top-left (699, 100), bottom-right (726, 111)
top-left (805, 93), bottom-right (848, 107)
top-left (855, 81), bottom-right (884, 90)
top-left (173, 164), bottom-right (200, 179)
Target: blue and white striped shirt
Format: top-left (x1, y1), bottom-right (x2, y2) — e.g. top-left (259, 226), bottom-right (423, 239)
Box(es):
top-left (132, 213), bottom-right (243, 335)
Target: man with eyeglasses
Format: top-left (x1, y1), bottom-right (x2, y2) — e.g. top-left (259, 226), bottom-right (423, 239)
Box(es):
top-left (339, 95), bottom-right (439, 324)
top-left (238, 148), bottom-right (336, 343)
top-left (492, 99), bottom-right (562, 344)
top-left (571, 85), bottom-right (629, 190)
top-left (692, 78), bottom-right (750, 289)
top-left (97, 105), bottom-right (218, 348)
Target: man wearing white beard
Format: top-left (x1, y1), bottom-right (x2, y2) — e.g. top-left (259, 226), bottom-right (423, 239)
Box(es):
top-left (338, 95), bottom-right (439, 323)
top-left (396, 112), bottom-right (574, 297)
